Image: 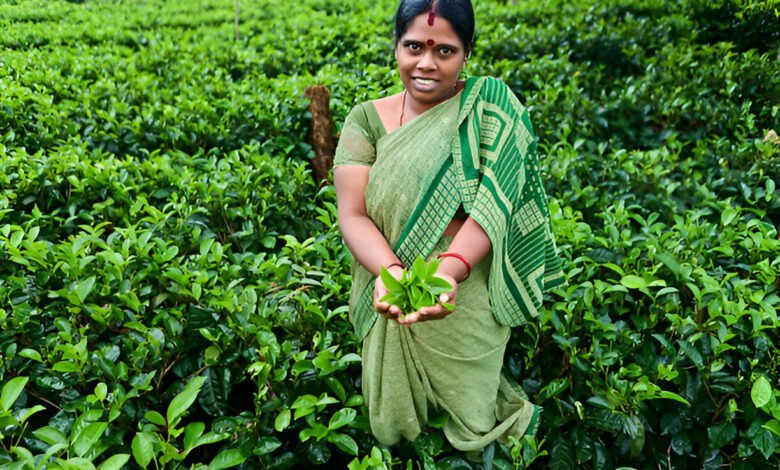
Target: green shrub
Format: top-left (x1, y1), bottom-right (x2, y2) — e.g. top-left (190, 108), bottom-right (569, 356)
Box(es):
top-left (0, 0), bottom-right (777, 468)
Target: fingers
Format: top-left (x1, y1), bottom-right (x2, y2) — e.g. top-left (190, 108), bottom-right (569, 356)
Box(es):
top-left (374, 298), bottom-right (404, 321)
top-left (397, 304), bottom-right (453, 325)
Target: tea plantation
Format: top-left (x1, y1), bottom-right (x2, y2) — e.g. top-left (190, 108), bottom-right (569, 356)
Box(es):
top-left (1, 0), bottom-right (778, 468)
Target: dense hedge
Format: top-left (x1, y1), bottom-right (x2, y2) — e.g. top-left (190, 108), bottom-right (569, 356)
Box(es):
top-left (1, 0), bottom-right (778, 468)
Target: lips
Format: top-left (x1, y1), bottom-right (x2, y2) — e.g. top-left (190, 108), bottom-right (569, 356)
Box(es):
top-left (411, 77), bottom-right (440, 91)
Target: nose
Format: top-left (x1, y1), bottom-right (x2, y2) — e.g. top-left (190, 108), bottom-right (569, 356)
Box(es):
top-left (416, 50), bottom-right (437, 71)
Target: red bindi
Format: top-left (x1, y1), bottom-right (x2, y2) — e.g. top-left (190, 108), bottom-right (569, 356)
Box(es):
top-left (427, 11), bottom-right (435, 26)
top-left (426, 39), bottom-right (435, 46)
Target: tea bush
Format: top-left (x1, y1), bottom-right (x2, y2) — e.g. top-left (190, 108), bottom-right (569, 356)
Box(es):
top-left (0, 0), bottom-right (778, 468)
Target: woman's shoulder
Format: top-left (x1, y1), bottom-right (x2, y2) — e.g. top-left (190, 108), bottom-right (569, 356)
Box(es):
top-left (343, 96), bottom-right (397, 142)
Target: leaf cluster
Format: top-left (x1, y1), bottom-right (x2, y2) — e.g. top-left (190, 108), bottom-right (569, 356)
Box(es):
top-left (379, 256), bottom-right (454, 316)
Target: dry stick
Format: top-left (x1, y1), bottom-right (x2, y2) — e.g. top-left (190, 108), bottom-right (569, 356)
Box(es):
top-left (27, 388), bottom-right (62, 412)
top-left (234, 0), bottom-right (240, 41)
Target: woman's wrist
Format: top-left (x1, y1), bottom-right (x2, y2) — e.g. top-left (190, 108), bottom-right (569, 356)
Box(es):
top-left (435, 258), bottom-right (468, 284)
top-left (383, 262), bottom-right (405, 277)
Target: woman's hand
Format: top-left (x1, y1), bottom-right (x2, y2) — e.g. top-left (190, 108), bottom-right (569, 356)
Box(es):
top-left (397, 272), bottom-right (458, 326)
top-left (374, 265), bottom-right (405, 321)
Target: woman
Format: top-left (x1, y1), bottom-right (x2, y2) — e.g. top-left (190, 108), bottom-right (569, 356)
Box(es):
top-left (333, 0), bottom-right (564, 455)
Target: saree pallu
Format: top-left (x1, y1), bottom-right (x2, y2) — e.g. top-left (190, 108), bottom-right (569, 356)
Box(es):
top-left (336, 77), bottom-right (562, 451)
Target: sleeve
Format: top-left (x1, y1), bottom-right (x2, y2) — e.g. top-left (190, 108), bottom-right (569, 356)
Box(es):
top-left (334, 103), bottom-right (377, 167)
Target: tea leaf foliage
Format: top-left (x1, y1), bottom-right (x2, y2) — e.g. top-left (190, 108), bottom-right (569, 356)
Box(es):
top-left (0, 0), bottom-right (777, 468)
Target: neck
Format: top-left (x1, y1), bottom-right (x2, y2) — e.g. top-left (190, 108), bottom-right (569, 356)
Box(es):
top-left (403, 85), bottom-right (460, 121)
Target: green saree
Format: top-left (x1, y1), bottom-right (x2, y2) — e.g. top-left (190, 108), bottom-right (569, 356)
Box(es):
top-left (334, 76), bottom-right (562, 451)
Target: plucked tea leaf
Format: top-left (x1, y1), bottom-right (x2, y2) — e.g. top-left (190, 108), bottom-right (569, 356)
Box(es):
top-left (379, 267), bottom-right (403, 292)
top-left (411, 255), bottom-right (428, 281)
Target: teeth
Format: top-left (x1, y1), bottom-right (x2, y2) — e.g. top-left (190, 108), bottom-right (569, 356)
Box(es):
top-left (415, 78), bottom-right (434, 84)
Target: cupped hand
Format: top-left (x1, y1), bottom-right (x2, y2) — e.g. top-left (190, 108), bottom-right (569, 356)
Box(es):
top-left (374, 265), bottom-right (405, 321)
top-left (397, 272), bottom-right (458, 326)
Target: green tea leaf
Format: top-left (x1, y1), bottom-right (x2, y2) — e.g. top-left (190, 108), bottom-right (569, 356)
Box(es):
top-left (76, 276), bottom-right (97, 304)
top-left (256, 437), bottom-right (282, 455)
top-left (207, 448), bottom-right (246, 470)
top-left (752, 428), bottom-right (777, 460)
top-left (32, 426), bottom-right (67, 446)
top-left (751, 375), bottom-right (772, 408)
top-left (707, 422), bottom-right (736, 448)
top-left (275, 409), bottom-right (291, 432)
top-left (18, 348), bottom-right (42, 362)
top-left (132, 432), bottom-right (156, 469)
top-left (167, 376), bottom-right (207, 428)
top-left (73, 422), bottom-right (108, 457)
top-left (763, 419), bottom-right (780, 437)
top-left (97, 454), bottom-right (131, 470)
top-left (620, 275), bottom-right (647, 290)
top-left (1, 376), bottom-right (28, 412)
top-left (183, 422), bottom-right (206, 451)
top-left (379, 267), bottom-right (402, 292)
top-left (144, 410), bottom-right (166, 427)
top-left (412, 255), bottom-right (427, 281)
top-left (328, 408), bottom-right (356, 430)
top-left (327, 432), bottom-right (359, 456)
top-left (655, 252), bottom-right (683, 278)
top-left (657, 391), bottom-right (691, 406)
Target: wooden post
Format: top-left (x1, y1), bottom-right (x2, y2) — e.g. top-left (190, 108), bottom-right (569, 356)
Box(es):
top-left (304, 86), bottom-right (336, 184)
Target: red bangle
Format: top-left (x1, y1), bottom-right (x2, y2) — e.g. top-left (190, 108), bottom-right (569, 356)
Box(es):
top-left (386, 262), bottom-right (405, 270)
top-left (436, 252), bottom-right (471, 281)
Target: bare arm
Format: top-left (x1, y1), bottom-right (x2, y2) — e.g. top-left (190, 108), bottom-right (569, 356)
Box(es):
top-left (437, 217), bottom-right (491, 282)
top-left (335, 165), bottom-right (407, 319)
top-left (333, 165), bottom-right (400, 276)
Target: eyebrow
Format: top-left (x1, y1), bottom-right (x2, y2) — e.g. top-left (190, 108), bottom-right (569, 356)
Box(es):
top-left (401, 39), bottom-right (459, 50)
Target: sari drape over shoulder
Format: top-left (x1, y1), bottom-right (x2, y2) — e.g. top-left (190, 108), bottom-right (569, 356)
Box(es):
top-left (334, 76), bottom-right (563, 452)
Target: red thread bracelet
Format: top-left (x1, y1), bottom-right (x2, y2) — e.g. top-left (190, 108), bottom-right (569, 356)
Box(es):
top-left (436, 252), bottom-right (471, 281)
top-left (386, 262), bottom-right (405, 270)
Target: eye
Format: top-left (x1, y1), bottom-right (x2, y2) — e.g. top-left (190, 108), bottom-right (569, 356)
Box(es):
top-left (439, 46), bottom-right (453, 55)
top-left (408, 43), bottom-right (421, 52)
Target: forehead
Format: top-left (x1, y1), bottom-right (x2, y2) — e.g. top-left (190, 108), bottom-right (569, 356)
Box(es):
top-left (400, 13), bottom-right (463, 47)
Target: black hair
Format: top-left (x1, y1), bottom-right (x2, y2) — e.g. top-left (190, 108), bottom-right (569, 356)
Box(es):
top-left (394, 0), bottom-right (475, 52)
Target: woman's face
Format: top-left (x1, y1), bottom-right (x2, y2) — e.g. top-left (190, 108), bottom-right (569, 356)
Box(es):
top-left (395, 13), bottom-right (467, 107)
